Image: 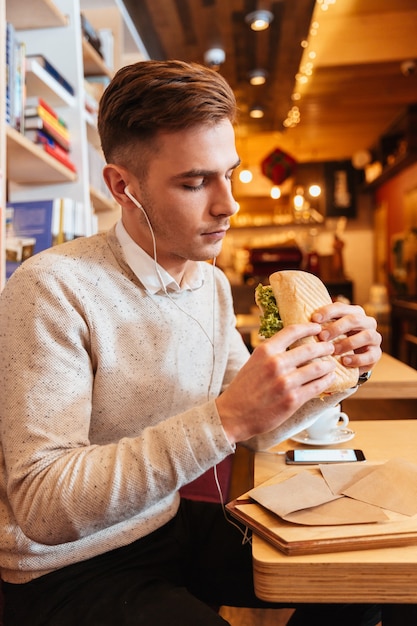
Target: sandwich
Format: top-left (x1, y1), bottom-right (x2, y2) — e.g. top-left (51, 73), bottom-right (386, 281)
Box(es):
top-left (255, 270), bottom-right (359, 393)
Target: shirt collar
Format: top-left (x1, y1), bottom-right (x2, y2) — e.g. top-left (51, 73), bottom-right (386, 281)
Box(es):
top-left (115, 220), bottom-right (204, 294)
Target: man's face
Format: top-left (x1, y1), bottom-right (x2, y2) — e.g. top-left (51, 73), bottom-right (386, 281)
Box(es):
top-left (124, 119), bottom-right (240, 273)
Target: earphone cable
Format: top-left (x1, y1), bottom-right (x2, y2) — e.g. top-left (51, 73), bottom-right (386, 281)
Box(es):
top-left (127, 188), bottom-right (244, 538)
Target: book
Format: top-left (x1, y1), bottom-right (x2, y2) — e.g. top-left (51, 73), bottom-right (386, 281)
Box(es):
top-left (25, 106), bottom-right (70, 140)
top-left (5, 23), bottom-right (24, 130)
top-left (24, 128), bottom-right (69, 153)
top-left (81, 13), bottom-right (103, 57)
top-left (23, 128), bottom-right (76, 173)
top-left (14, 38), bottom-right (26, 132)
top-left (5, 198), bottom-right (87, 279)
top-left (43, 143), bottom-right (77, 173)
top-left (24, 127), bottom-right (68, 151)
top-left (25, 54), bottom-right (75, 96)
top-left (5, 23), bottom-right (14, 126)
top-left (24, 119), bottom-right (71, 152)
top-left (25, 97), bottom-right (68, 129)
top-left (5, 200), bottom-right (56, 279)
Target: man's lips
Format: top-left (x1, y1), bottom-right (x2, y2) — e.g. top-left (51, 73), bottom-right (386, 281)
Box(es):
top-left (202, 224), bottom-right (230, 238)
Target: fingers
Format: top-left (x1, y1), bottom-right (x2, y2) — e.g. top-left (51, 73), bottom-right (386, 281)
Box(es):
top-left (252, 325), bottom-right (335, 393)
top-left (341, 341), bottom-right (382, 374)
top-left (312, 303), bottom-right (376, 339)
top-left (262, 321), bottom-right (323, 351)
top-left (217, 326), bottom-right (338, 444)
top-left (311, 302), bottom-right (382, 373)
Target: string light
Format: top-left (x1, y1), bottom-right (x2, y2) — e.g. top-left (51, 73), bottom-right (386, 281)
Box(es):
top-left (283, 0), bottom-right (338, 129)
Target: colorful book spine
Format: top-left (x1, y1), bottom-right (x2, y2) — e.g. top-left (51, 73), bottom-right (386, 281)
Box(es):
top-left (5, 23), bottom-right (15, 126)
top-left (25, 105), bottom-right (70, 141)
top-left (24, 118), bottom-right (71, 152)
top-left (25, 97), bottom-right (68, 129)
top-left (43, 144), bottom-right (77, 173)
top-left (23, 129), bottom-right (76, 173)
top-left (5, 23), bottom-right (26, 131)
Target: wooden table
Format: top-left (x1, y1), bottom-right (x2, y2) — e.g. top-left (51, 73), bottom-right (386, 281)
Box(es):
top-left (252, 420), bottom-right (417, 604)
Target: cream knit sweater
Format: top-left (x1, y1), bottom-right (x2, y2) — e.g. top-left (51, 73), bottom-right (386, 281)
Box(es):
top-left (0, 227), bottom-right (250, 583)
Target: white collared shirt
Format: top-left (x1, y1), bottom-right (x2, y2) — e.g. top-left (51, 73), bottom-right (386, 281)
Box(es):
top-left (115, 220), bottom-right (204, 295)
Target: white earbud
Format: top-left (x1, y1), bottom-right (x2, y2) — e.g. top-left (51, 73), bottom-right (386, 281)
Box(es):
top-left (124, 186), bottom-right (145, 212)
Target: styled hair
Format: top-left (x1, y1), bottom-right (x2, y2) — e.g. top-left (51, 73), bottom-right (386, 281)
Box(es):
top-left (98, 59), bottom-right (237, 166)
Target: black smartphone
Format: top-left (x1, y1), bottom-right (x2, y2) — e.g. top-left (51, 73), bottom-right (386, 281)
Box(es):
top-left (285, 448), bottom-right (366, 465)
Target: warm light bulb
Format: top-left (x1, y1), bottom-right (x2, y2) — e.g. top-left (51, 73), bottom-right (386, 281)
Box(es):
top-left (249, 106), bottom-right (264, 119)
top-left (251, 18), bottom-right (268, 30)
top-left (249, 69), bottom-right (267, 86)
top-left (293, 188), bottom-right (304, 210)
top-left (239, 169), bottom-right (253, 183)
top-left (245, 10), bottom-right (274, 32)
top-left (308, 184), bottom-right (321, 197)
top-left (270, 186), bottom-right (281, 199)
top-left (294, 194), bottom-right (304, 209)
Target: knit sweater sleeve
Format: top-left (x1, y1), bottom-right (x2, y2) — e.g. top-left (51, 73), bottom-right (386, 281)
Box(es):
top-left (0, 251), bottom-right (236, 547)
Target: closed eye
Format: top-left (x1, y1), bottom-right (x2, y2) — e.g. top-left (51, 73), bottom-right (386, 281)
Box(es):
top-left (183, 179), bottom-right (206, 191)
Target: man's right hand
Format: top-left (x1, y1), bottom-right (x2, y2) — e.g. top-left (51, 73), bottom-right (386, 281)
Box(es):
top-left (216, 322), bottom-right (336, 445)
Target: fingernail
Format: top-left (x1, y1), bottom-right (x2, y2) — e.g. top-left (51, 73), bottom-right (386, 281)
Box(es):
top-left (320, 330), bottom-right (330, 340)
top-left (343, 356), bottom-right (352, 365)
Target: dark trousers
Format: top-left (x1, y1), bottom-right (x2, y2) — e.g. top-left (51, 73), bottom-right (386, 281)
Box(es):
top-left (3, 499), bottom-right (381, 625)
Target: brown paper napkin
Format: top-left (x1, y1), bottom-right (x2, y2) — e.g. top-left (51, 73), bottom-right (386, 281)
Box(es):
top-left (248, 458), bottom-right (417, 525)
top-left (283, 496), bottom-right (388, 525)
top-left (342, 458), bottom-right (417, 516)
top-left (320, 463), bottom-right (378, 495)
top-left (248, 471), bottom-right (340, 518)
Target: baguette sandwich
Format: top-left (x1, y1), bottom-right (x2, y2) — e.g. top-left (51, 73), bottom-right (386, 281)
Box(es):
top-left (255, 270), bottom-right (359, 393)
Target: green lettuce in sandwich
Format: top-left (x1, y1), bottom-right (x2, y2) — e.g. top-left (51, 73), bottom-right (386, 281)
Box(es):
top-left (255, 283), bottom-right (283, 338)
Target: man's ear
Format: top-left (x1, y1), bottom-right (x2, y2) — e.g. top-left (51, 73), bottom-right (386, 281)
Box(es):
top-left (102, 164), bottom-right (132, 206)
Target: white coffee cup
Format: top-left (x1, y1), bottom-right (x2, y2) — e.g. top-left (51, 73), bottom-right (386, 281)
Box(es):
top-left (305, 404), bottom-right (349, 441)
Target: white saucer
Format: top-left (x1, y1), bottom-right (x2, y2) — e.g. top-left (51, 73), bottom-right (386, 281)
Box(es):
top-left (291, 428), bottom-right (355, 446)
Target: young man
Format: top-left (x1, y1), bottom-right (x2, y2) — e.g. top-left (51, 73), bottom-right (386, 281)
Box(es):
top-left (0, 60), bottom-right (382, 625)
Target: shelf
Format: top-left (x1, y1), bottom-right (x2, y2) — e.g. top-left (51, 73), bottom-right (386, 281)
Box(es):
top-left (6, 126), bottom-right (77, 184)
top-left (364, 152), bottom-right (417, 190)
top-left (6, 0), bottom-right (67, 29)
top-left (90, 186), bottom-right (118, 212)
top-left (82, 39), bottom-right (112, 78)
top-left (25, 58), bottom-right (76, 107)
top-left (365, 105), bottom-right (417, 190)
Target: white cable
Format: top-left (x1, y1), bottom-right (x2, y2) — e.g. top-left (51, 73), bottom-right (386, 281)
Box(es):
top-left (125, 187), bottom-right (245, 536)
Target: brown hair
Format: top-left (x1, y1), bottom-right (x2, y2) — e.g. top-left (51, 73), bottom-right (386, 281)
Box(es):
top-left (98, 59), bottom-right (237, 167)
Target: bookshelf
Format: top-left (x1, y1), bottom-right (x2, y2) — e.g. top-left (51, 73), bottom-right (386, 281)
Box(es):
top-left (6, 0), bottom-right (67, 30)
top-left (82, 38), bottom-right (113, 78)
top-left (6, 126), bottom-right (77, 184)
top-left (25, 56), bottom-right (76, 107)
top-left (1, 0), bottom-right (148, 288)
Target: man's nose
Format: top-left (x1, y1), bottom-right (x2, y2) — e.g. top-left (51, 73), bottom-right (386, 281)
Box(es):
top-left (211, 181), bottom-right (238, 216)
